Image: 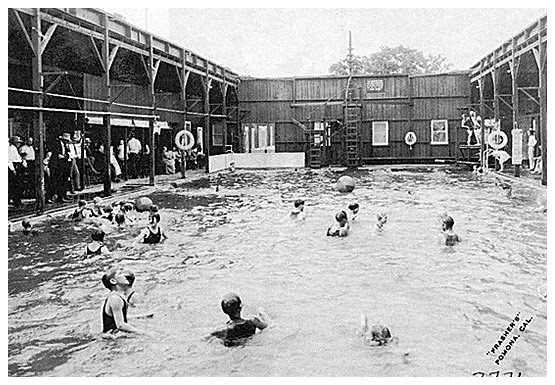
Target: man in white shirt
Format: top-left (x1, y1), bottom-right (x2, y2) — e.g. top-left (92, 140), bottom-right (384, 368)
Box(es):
top-left (18, 137), bottom-right (36, 198)
top-left (127, 133), bottom-right (142, 178)
top-left (527, 129), bottom-right (537, 169)
top-left (8, 136), bottom-right (24, 207)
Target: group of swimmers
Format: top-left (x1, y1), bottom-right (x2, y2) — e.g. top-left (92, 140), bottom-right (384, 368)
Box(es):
top-left (289, 199), bottom-right (459, 246)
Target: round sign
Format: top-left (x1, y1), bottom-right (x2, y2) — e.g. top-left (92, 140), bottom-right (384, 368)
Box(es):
top-left (405, 131), bottom-right (417, 146)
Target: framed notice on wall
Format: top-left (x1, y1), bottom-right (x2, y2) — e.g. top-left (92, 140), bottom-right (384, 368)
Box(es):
top-left (366, 78), bottom-right (386, 98)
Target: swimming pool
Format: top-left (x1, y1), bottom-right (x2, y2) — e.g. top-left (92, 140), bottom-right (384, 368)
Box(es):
top-left (8, 166), bottom-right (547, 376)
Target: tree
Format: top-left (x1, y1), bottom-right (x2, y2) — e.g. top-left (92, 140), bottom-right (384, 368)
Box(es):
top-left (329, 45), bottom-right (453, 76)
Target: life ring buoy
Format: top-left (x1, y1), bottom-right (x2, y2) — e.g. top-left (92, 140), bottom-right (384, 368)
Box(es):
top-left (487, 131), bottom-right (508, 150)
top-left (405, 131), bottom-right (417, 146)
top-left (175, 130), bottom-right (195, 151)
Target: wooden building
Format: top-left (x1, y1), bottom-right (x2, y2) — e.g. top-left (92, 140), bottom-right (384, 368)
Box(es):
top-left (469, 14), bottom-right (547, 185)
top-left (238, 72), bottom-right (470, 167)
top-left (8, 8), bottom-right (240, 212)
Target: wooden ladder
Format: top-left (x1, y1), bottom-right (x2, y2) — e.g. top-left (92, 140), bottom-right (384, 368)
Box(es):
top-left (344, 84), bottom-right (361, 168)
top-left (309, 131), bottom-right (322, 168)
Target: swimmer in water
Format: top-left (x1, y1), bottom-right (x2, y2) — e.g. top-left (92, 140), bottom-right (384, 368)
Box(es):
top-left (70, 200), bottom-right (94, 221)
top-left (375, 212), bottom-right (388, 232)
top-left (347, 202), bottom-right (360, 221)
top-left (289, 199), bottom-right (306, 220)
top-left (359, 315), bottom-right (396, 346)
top-left (84, 229), bottom-right (110, 256)
top-left (21, 218), bottom-right (35, 235)
top-left (208, 292), bottom-right (269, 346)
top-left (101, 267), bottom-right (143, 336)
top-left (441, 215), bottom-right (461, 246)
top-left (132, 213), bottom-right (167, 246)
top-left (327, 210), bottom-right (350, 237)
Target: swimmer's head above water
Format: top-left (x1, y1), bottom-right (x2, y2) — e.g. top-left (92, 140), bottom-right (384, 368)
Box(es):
top-left (348, 202), bottom-right (359, 214)
top-left (221, 292), bottom-right (242, 319)
top-left (91, 229), bottom-right (105, 242)
top-left (335, 210), bottom-right (348, 225)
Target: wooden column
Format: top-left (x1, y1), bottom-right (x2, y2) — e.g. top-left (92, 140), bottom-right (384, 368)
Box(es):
top-left (511, 38), bottom-right (521, 177)
top-left (148, 33), bottom-right (156, 186)
top-left (102, 13), bottom-right (112, 196)
top-left (539, 39), bottom-right (547, 185)
top-left (179, 50), bottom-right (189, 179)
top-left (222, 81), bottom-right (228, 151)
top-left (31, 9), bottom-right (46, 212)
top-left (479, 77), bottom-right (486, 170)
top-left (203, 67), bottom-right (212, 173)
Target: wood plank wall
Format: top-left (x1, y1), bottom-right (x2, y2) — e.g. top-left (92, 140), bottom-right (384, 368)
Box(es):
top-left (238, 73), bottom-right (470, 163)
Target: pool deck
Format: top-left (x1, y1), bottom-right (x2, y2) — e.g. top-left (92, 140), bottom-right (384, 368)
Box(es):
top-left (8, 169), bottom-right (208, 225)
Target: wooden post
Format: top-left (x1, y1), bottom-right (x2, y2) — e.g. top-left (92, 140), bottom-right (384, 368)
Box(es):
top-left (31, 8), bottom-right (46, 213)
top-left (180, 49), bottom-right (188, 179)
top-left (479, 78), bottom-right (486, 170)
top-left (204, 68), bottom-right (212, 173)
top-left (148, 33), bottom-right (155, 186)
top-left (102, 13), bottom-right (112, 196)
top-left (539, 38), bottom-right (547, 185)
top-left (511, 38), bottom-right (521, 177)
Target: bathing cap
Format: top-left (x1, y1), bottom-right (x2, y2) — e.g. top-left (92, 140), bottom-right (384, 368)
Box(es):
top-left (335, 210), bottom-right (348, 222)
top-left (91, 229), bottom-right (105, 241)
top-left (221, 292), bottom-right (242, 316)
top-left (294, 199), bottom-right (305, 208)
top-left (348, 202), bottom-right (359, 211)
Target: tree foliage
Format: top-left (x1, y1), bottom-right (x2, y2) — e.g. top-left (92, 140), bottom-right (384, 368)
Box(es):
top-left (329, 45), bottom-right (453, 76)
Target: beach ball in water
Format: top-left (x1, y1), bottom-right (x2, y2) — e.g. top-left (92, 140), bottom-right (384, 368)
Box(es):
top-left (135, 196), bottom-right (153, 212)
top-left (336, 176), bottom-right (355, 193)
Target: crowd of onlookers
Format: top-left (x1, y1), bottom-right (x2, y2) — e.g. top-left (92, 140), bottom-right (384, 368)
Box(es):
top-left (8, 131), bottom-right (205, 208)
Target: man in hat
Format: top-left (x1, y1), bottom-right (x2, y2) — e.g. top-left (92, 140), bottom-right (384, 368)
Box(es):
top-left (51, 132), bottom-right (73, 203)
top-left (8, 136), bottom-right (25, 207)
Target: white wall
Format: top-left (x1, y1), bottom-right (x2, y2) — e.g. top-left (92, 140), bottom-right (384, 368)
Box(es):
top-left (208, 153), bottom-right (305, 173)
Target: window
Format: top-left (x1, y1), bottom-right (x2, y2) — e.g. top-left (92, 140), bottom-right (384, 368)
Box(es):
top-left (372, 121), bottom-right (389, 146)
top-left (431, 119), bottom-right (448, 144)
top-left (242, 123), bottom-right (275, 153)
top-left (212, 122), bottom-right (224, 146)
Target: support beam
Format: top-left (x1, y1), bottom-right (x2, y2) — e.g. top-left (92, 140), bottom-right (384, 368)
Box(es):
top-left (38, 24), bottom-right (57, 56)
top-left (148, 34), bottom-right (156, 186)
top-left (539, 39), bottom-right (547, 185)
top-left (12, 9), bottom-right (36, 56)
top-left (31, 8), bottom-right (45, 213)
top-left (102, 13), bottom-right (112, 197)
top-left (203, 71), bottom-right (212, 172)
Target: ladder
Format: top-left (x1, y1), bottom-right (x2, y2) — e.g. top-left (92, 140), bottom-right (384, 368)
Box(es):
top-left (308, 131), bottom-right (322, 168)
top-left (344, 80), bottom-right (361, 168)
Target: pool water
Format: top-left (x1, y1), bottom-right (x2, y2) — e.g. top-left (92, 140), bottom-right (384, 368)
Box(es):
top-left (8, 167), bottom-right (547, 376)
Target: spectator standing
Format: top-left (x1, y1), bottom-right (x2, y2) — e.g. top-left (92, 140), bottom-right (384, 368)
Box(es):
top-left (51, 132), bottom-right (72, 203)
top-left (8, 136), bottom-right (25, 207)
top-left (19, 137), bottom-right (36, 197)
top-left (127, 133), bottom-right (142, 179)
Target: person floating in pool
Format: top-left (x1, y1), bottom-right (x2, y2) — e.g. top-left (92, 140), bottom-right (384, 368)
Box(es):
top-left (70, 200), bottom-right (94, 221)
top-left (101, 267), bottom-right (143, 336)
top-left (375, 212), bottom-right (388, 232)
top-left (441, 215), bottom-right (461, 246)
top-left (85, 229), bottom-right (110, 257)
top-left (359, 315), bottom-right (397, 346)
top-left (347, 202), bottom-right (360, 221)
top-left (289, 199), bottom-right (306, 220)
top-left (208, 292), bottom-right (269, 346)
top-left (21, 218), bottom-right (37, 235)
top-left (132, 213), bottom-right (167, 246)
top-left (327, 210), bottom-right (350, 237)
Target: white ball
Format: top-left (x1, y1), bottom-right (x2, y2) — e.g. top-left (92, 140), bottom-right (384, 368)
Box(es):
top-left (135, 196), bottom-right (153, 212)
top-left (336, 176), bottom-right (355, 193)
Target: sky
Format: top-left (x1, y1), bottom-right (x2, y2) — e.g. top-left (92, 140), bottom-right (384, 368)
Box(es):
top-left (104, 3), bottom-right (547, 78)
